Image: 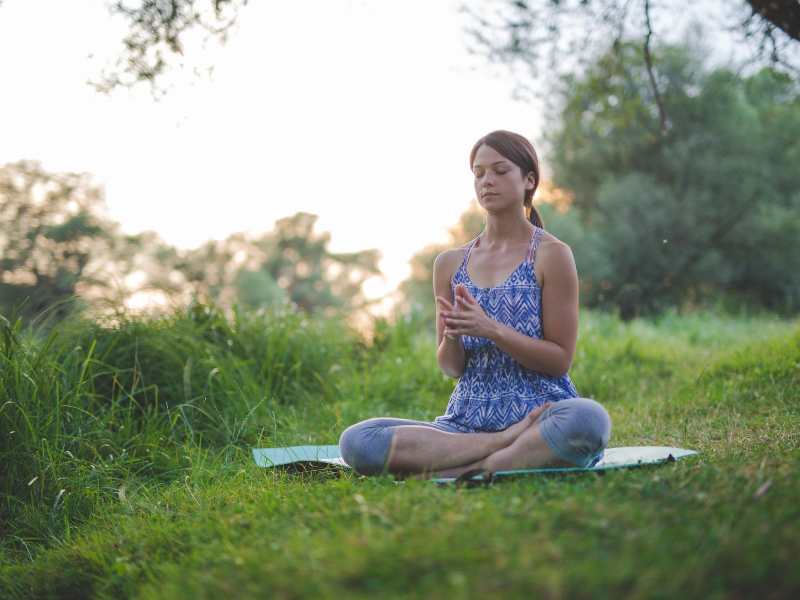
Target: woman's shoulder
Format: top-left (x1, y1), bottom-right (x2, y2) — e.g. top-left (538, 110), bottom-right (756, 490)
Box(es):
top-left (536, 228), bottom-right (572, 256)
top-left (534, 228), bottom-right (577, 282)
top-left (434, 239), bottom-right (475, 272)
top-left (433, 240), bottom-right (478, 289)
top-left (535, 226), bottom-right (565, 246)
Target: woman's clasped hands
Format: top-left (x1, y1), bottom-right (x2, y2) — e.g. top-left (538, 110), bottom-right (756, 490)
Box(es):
top-left (436, 283), bottom-right (496, 340)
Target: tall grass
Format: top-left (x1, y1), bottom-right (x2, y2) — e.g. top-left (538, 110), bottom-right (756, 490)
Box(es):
top-left (0, 302), bottom-right (360, 546)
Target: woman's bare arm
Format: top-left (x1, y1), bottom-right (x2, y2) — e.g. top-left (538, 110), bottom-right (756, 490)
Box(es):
top-left (433, 250), bottom-right (466, 378)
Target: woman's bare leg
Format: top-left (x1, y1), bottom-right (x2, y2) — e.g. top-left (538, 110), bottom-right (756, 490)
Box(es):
top-left (414, 397), bottom-right (611, 479)
top-left (385, 425), bottom-right (516, 475)
top-left (419, 419), bottom-right (575, 480)
top-left (386, 403), bottom-right (552, 476)
top-left (431, 422), bottom-right (574, 479)
top-left (483, 423), bottom-right (575, 470)
top-left (405, 455), bottom-right (487, 480)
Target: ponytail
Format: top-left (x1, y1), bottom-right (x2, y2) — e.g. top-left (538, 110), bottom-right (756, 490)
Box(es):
top-left (527, 203), bottom-right (545, 229)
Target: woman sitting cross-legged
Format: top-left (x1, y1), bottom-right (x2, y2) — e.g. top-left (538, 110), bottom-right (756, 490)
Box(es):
top-left (338, 129), bottom-right (611, 479)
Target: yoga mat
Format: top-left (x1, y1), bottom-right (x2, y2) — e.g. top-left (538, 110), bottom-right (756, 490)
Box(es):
top-left (252, 445), bottom-right (699, 481)
top-left (252, 445), bottom-right (346, 468)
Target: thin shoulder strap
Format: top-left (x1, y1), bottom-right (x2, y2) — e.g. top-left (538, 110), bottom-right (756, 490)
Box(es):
top-left (525, 226), bottom-right (543, 264)
top-left (461, 235), bottom-right (481, 269)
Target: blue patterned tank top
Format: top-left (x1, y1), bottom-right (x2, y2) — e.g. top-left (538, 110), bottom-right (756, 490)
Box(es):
top-left (434, 225), bottom-right (579, 433)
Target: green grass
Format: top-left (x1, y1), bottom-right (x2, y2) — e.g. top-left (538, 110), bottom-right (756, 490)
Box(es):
top-left (1, 304), bottom-right (798, 599)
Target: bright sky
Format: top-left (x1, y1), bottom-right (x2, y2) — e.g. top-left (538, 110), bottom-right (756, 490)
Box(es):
top-left (0, 0), bottom-right (770, 318)
top-left (1, 0), bottom-right (550, 317)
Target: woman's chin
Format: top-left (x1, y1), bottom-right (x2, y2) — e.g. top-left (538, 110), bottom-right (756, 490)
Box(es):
top-left (480, 200), bottom-right (515, 214)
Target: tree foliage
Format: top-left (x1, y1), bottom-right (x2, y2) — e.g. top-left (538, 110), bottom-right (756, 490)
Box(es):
top-left (0, 161), bottom-right (136, 322)
top-left (0, 161), bottom-right (205, 324)
top-left (154, 212), bottom-right (382, 317)
top-left (460, 0), bottom-right (800, 116)
top-left (226, 212), bottom-right (383, 317)
top-left (0, 163), bottom-right (382, 324)
top-left (1, 0), bottom-right (793, 94)
top-left (545, 41), bottom-right (800, 318)
top-left (92, 0), bottom-right (248, 94)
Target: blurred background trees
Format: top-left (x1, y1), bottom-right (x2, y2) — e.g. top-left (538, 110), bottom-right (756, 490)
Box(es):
top-left (0, 162), bottom-right (381, 325)
top-left (2, 2), bottom-right (799, 327)
top-left (0, 161), bottom-right (135, 322)
top-left (5, 32), bottom-right (798, 327)
top-left (75, 1), bottom-right (800, 95)
top-left (227, 212), bottom-right (382, 316)
top-left (544, 41), bottom-right (800, 318)
top-left (461, 0), bottom-right (800, 109)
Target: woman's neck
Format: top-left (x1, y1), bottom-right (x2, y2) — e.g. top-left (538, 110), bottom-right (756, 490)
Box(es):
top-left (481, 210), bottom-right (533, 249)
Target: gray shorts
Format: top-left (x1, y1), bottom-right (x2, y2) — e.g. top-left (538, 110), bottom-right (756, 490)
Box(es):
top-left (338, 397), bottom-right (611, 476)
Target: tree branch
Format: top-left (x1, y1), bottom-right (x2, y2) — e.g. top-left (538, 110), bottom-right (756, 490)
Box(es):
top-left (746, 0), bottom-right (800, 41)
top-left (642, 0), bottom-right (668, 135)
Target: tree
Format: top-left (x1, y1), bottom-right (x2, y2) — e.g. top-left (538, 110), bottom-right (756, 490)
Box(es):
top-left (241, 212), bottom-right (382, 317)
top-left (91, 0), bottom-right (248, 94)
top-left (0, 162), bottom-right (382, 323)
top-left (1, 1), bottom-right (793, 95)
top-left (0, 161), bottom-right (145, 323)
top-left (544, 41), bottom-right (800, 317)
top-left (460, 0), bottom-right (800, 127)
top-left (160, 212), bottom-right (383, 317)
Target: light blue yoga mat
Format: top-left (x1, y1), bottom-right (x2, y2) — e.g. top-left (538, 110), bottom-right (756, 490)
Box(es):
top-left (252, 445), bottom-right (699, 483)
top-left (253, 445), bottom-right (344, 468)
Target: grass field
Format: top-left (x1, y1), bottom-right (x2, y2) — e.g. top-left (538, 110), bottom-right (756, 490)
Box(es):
top-left (1, 303), bottom-right (798, 599)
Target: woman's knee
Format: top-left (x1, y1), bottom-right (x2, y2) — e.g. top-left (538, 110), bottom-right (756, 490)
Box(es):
top-left (338, 419), bottom-right (395, 476)
top-left (540, 397), bottom-right (611, 464)
top-left (572, 397), bottom-right (611, 451)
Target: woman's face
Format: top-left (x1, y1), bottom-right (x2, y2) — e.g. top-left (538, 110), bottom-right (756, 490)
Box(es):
top-left (472, 143), bottom-right (534, 214)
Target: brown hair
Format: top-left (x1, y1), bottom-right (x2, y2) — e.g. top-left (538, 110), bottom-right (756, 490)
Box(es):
top-left (469, 130), bottom-right (544, 229)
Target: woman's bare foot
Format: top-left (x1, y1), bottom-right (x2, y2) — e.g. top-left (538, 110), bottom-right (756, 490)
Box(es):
top-left (498, 402), bottom-right (553, 447)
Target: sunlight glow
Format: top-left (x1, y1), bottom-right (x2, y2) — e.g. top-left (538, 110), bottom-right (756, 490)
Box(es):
top-left (0, 0), bottom-right (558, 320)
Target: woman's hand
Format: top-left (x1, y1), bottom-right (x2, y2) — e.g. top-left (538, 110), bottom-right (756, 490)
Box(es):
top-left (440, 284), bottom-right (497, 339)
top-left (436, 295), bottom-right (459, 341)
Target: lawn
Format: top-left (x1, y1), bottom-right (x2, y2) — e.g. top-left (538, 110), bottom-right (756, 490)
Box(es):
top-left (1, 304), bottom-right (798, 599)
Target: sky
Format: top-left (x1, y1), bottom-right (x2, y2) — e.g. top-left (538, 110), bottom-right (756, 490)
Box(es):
top-left (0, 0), bottom-right (767, 317)
top-left (2, 0), bottom-right (551, 317)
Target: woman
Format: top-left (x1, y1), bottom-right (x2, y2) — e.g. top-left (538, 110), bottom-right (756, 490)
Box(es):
top-left (339, 130), bottom-right (611, 479)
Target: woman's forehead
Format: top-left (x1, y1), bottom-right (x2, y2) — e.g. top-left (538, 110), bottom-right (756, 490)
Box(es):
top-left (473, 145), bottom-right (509, 167)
